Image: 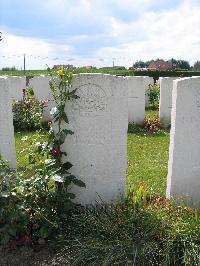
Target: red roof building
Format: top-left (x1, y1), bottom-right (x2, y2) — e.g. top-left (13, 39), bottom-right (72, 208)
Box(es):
top-left (148, 60), bottom-right (173, 70)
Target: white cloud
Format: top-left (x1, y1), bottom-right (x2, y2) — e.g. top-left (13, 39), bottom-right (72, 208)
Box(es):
top-left (0, 0), bottom-right (199, 69)
top-left (97, 0), bottom-right (200, 66)
top-left (0, 32), bottom-right (74, 69)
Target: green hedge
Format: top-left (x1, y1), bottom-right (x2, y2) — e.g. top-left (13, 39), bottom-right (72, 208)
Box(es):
top-left (0, 69), bottom-right (200, 82)
top-left (133, 70), bottom-right (200, 82)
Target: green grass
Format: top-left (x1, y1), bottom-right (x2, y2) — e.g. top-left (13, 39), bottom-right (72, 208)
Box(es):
top-left (145, 109), bottom-right (159, 119)
top-left (15, 130), bottom-right (48, 171)
top-left (127, 124), bottom-right (169, 196)
top-left (15, 131), bottom-right (36, 169)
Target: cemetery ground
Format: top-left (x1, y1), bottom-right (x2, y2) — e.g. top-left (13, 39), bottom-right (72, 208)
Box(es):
top-left (0, 111), bottom-right (199, 265)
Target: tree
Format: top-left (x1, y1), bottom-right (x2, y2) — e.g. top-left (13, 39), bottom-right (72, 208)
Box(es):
top-left (133, 61), bottom-right (146, 68)
top-left (193, 61), bottom-right (200, 70)
top-left (174, 60), bottom-right (190, 70)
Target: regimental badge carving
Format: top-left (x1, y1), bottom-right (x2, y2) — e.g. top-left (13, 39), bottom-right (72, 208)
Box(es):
top-left (73, 83), bottom-right (107, 116)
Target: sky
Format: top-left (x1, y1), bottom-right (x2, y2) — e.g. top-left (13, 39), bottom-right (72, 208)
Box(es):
top-left (0, 0), bottom-right (200, 69)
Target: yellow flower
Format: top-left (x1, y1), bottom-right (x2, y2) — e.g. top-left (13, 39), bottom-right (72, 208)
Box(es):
top-left (39, 160), bottom-right (44, 166)
top-left (56, 68), bottom-right (63, 75)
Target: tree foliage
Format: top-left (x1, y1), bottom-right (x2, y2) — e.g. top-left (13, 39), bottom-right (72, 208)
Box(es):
top-left (193, 61), bottom-right (200, 70)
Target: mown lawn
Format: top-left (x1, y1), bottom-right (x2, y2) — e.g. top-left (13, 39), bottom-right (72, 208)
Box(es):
top-left (127, 129), bottom-right (170, 195)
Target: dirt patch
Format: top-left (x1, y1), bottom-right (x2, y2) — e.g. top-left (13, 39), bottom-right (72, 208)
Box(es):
top-left (0, 246), bottom-right (71, 266)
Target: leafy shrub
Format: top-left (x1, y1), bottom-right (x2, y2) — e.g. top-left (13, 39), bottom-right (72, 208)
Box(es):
top-left (128, 114), bottom-right (162, 134)
top-left (147, 83), bottom-right (160, 110)
top-left (12, 87), bottom-right (42, 131)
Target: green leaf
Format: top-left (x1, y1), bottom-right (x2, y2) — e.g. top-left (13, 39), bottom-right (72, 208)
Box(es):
top-left (63, 200), bottom-right (73, 211)
top-left (54, 116), bottom-right (60, 122)
top-left (65, 174), bottom-right (76, 181)
top-left (8, 227), bottom-right (17, 237)
top-left (59, 132), bottom-right (66, 144)
top-left (71, 94), bottom-right (79, 99)
top-left (66, 193), bottom-right (76, 199)
top-left (63, 129), bottom-right (74, 135)
top-left (62, 112), bottom-right (69, 123)
top-left (72, 179), bottom-right (86, 188)
top-left (1, 233), bottom-right (10, 245)
top-left (39, 226), bottom-right (50, 239)
top-left (62, 162), bottom-right (73, 170)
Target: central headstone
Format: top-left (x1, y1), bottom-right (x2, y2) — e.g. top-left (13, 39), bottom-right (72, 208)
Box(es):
top-left (60, 74), bottom-right (128, 205)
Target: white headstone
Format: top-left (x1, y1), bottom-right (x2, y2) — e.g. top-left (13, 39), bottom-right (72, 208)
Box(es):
top-left (167, 77), bottom-right (200, 208)
top-left (0, 77), bottom-right (16, 168)
top-left (127, 76), bottom-right (146, 125)
top-left (8, 76), bottom-right (26, 101)
top-left (58, 74), bottom-right (128, 205)
top-left (159, 77), bottom-right (179, 128)
top-left (29, 75), bottom-right (55, 122)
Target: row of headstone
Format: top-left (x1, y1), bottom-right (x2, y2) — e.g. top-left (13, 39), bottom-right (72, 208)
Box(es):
top-left (0, 74), bottom-right (152, 171)
top-left (1, 74), bottom-right (199, 207)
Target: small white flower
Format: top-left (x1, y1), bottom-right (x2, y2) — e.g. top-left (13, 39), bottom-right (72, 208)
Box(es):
top-left (42, 142), bottom-right (48, 149)
top-left (53, 175), bottom-right (64, 183)
top-left (44, 159), bottom-right (52, 164)
top-left (35, 142), bottom-right (40, 146)
top-left (50, 106), bottom-right (58, 115)
top-left (21, 136), bottom-right (28, 141)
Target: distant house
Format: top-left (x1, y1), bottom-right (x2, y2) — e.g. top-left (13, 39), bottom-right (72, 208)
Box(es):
top-left (148, 60), bottom-right (173, 71)
top-left (53, 64), bottom-right (75, 70)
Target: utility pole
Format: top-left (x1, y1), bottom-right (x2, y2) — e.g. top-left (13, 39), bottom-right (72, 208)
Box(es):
top-left (23, 53), bottom-right (26, 75)
top-left (112, 58), bottom-right (115, 68)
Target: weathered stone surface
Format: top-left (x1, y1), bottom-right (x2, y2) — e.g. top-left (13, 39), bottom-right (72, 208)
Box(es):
top-left (58, 74), bottom-right (128, 205)
top-left (0, 77), bottom-right (16, 168)
top-left (159, 77), bottom-right (179, 128)
top-left (167, 77), bottom-right (200, 208)
top-left (29, 75), bottom-right (55, 122)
